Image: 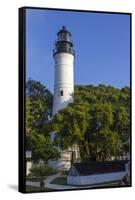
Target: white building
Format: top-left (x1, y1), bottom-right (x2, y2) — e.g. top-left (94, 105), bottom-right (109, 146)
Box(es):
top-left (67, 160), bottom-right (129, 186)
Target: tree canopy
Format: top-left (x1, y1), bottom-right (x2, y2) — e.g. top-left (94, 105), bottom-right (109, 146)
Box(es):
top-left (45, 84), bottom-right (130, 162)
top-left (26, 80), bottom-right (130, 163)
top-left (26, 79), bottom-right (59, 163)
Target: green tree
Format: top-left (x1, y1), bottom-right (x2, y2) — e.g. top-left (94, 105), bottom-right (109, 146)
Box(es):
top-left (27, 130), bottom-right (59, 163)
top-left (49, 102), bottom-right (90, 150)
top-left (26, 79), bottom-right (53, 134)
top-left (26, 79), bottom-right (59, 163)
top-left (45, 84), bottom-right (130, 162)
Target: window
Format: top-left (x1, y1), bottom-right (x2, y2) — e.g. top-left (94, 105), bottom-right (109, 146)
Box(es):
top-left (58, 90), bottom-right (64, 96)
top-left (60, 90), bottom-right (63, 96)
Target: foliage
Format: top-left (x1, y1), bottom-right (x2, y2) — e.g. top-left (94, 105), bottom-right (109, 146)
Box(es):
top-left (26, 130), bottom-right (59, 163)
top-left (26, 185), bottom-right (46, 192)
top-left (45, 84), bottom-right (130, 162)
top-left (30, 163), bottom-right (58, 177)
top-left (50, 177), bottom-right (67, 185)
top-left (26, 79), bottom-right (53, 135)
top-left (26, 79), bottom-right (59, 163)
top-left (26, 79), bottom-right (130, 162)
top-left (47, 103), bottom-right (90, 150)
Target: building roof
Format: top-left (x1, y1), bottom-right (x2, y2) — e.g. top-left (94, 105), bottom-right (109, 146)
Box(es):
top-left (72, 160), bottom-right (129, 176)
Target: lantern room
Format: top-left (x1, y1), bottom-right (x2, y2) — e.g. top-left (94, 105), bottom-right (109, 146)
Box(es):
top-left (53, 26), bottom-right (75, 56)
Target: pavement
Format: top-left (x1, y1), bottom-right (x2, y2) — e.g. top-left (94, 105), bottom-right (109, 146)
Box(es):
top-left (26, 172), bottom-right (79, 190)
top-left (44, 173), bottom-right (79, 190)
top-left (26, 173), bottom-right (120, 190)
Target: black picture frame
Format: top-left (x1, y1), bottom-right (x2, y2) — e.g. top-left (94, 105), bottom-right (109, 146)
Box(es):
top-left (19, 6), bottom-right (132, 193)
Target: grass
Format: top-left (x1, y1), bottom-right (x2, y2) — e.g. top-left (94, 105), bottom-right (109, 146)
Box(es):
top-left (26, 185), bottom-right (46, 192)
top-left (50, 177), bottom-right (67, 185)
top-left (60, 171), bottom-right (69, 175)
top-left (26, 177), bottom-right (46, 182)
top-left (26, 185), bottom-right (54, 192)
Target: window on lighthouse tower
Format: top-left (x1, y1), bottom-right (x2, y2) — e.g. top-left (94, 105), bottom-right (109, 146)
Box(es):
top-left (58, 90), bottom-right (64, 96)
top-left (60, 90), bottom-right (63, 96)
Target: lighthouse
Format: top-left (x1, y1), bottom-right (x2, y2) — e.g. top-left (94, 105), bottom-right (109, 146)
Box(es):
top-left (52, 26), bottom-right (75, 116)
top-left (48, 26), bottom-right (78, 171)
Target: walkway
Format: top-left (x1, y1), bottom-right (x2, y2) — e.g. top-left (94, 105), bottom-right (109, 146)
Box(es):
top-left (44, 173), bottom-right (78, 189)
top-left (26, 173), bottom-right (119, 190)
top-left (26, 173), bottom-right (79, 190)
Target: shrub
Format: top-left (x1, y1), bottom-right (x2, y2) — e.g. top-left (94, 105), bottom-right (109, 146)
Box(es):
top-left (30, 163), bottom-right (58, 177)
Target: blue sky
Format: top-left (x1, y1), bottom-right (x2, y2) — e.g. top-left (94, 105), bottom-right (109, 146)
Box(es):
top-left (26, 8), bottom-right (130, 92)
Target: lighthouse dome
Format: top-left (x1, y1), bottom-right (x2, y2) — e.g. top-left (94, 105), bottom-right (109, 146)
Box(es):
top-left (57, 26), bottom-right (72, 42)
top-left (53, 26), bottom-right (75, 56)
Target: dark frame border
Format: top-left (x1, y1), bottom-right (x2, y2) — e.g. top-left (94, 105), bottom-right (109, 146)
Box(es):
top-left (19, 8), bottom-right (26, 193)
top-left (19, 6), bottom-right (132, 194)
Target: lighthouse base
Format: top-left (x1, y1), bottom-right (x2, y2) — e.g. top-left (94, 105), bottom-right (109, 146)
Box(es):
top-left (48, 146), bottom-right (80, 171)
top-left (48, 151), bottom-right (72, 171)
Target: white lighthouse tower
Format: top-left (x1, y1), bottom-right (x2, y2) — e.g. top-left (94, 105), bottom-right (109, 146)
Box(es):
top-left (52, 26), bottom-right (75, 115)
top-left (48, 26), bottom-right (77, 171)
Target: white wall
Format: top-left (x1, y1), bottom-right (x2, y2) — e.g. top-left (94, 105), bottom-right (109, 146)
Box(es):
top-left (53, 53), bottom-right (74, 115)
top-left (67, 171), bottom-right (127, 185)
top-left (54, 53), bottom-right (74, 86)
top-left (26, 161), bottom-right (32, 176)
